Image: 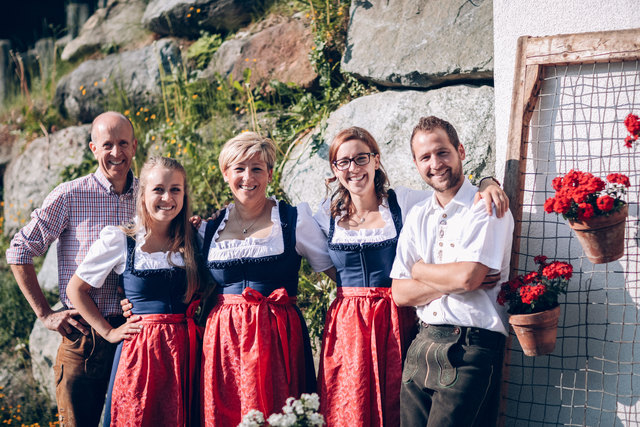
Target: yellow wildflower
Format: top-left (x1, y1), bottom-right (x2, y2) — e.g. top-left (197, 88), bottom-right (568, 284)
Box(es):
top-left (82, 89), bottom-right (86, 95)
top-left (124, 110), bottom-right (130, 116)
top-left (192, 94), bottom-right (198, 99)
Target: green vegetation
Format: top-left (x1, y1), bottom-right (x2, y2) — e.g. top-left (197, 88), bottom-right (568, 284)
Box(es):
top-left (0, 0), bottom-right (372, 421)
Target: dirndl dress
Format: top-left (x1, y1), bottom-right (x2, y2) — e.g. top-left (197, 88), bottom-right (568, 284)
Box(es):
top-left (105, 236), bottom-right (199, 427)
top-left (200, 201), bottom-right (316, 427)
top-left (317, 189), bottom-right (417, 427)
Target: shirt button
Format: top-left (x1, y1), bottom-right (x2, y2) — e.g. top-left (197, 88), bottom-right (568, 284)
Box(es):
top-left (433, 312), bottom-right (437, 316)
top-left (442, 213), bottom-right (447, 218)
top-left (439, 242), bottom-right (443, 247)
top-left (450, 243), bottom-right (455, 247)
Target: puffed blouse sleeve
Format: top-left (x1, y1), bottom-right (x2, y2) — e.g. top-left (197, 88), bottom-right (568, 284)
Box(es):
top-left (312, 198), bottom-right (331, 237)
top-left (295, 202), bottom-right (333, 272)
top-left (75, 226), bottom-right (127, 288)
top-left (393, 186), bottom-right (432, 223)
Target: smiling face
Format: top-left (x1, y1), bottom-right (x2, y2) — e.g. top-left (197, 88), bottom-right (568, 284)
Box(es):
top-left (332, 139), bottom-right (380, 198)
top-left (223, 153), bottom-right (273, 205)
top-left (89, 113), bottom-right (137, 193)
top-left (142, 166), bottom-right (185, 226)
top-left (411, 128), bottom-right (465, 203)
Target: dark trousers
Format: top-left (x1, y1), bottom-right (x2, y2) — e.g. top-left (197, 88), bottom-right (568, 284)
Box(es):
top-left (53, 316), bottom-right (123, 427)
top-left (400, 323), bottom-right (506, 427)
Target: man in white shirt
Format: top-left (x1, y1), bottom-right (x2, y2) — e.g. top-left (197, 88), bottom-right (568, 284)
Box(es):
top-left (390, 116), bottom-right (514, 426)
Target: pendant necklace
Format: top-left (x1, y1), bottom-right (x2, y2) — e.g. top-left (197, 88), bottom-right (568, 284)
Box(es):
top-left (236, 208), bottom-right (260, 234)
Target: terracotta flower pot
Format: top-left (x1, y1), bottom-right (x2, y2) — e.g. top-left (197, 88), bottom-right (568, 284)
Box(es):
top-left (568, 204), bottom-right (628, 264)
top-left (509, 305), bottom-right (561, 356)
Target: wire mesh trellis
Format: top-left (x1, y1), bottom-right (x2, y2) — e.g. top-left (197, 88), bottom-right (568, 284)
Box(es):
top-left (502, 58), bottom-right (640, 426)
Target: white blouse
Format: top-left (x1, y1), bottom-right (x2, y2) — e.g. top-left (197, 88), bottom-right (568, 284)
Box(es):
top-left (313, 186), bottom-right (430, 244)
top-left (75, 225), bottom-right (184, 289)
top-left (197, 198), bottom-right (333, 273)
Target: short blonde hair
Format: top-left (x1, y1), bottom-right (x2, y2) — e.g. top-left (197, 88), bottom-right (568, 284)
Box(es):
top-left (218, 132), bottom-right (277, 172)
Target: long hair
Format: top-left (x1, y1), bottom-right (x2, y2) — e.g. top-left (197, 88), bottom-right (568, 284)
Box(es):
top-left (325, 127), bottom-right (389, 221)
top-left (122, 156), bottom-right (200, 302)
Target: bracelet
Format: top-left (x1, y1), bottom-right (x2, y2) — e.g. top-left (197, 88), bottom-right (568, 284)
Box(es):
top-left (479, 176), bottom-right (501, 187)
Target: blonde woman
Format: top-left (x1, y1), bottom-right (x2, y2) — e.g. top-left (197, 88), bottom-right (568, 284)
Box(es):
top-left (199, 132), bottom-right (335, 426)
top-left (68, 157), bottom-right (202, 426)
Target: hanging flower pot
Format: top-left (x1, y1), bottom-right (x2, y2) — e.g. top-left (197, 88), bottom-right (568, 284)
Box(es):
top-left (509, 305), bottom-right (561, 356)
top-left (544, 170), bottom-right (631, 264)
top-left (498, 256), bottom-right (573, 357)
top-left (568, 204), bottom-right (628, 264)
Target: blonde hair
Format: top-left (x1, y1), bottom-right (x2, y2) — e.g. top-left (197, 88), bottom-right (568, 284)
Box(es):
top-left (122, 156), bottom-right (200, 302)
top-left (218, 132), bottom-right (277, 172)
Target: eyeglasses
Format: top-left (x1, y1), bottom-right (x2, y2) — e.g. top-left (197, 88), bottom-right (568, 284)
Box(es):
top-left (332, 153), bottom-right (377, 171)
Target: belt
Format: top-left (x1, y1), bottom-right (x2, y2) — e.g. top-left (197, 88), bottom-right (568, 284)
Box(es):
top-left (419, 322), bottom-right (505, 350)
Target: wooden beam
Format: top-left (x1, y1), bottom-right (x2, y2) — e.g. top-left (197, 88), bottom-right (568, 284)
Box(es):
top-left (523, 28), bottom-right (640, 66)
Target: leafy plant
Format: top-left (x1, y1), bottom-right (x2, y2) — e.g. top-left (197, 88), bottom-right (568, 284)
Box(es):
top-left (186, 32), bottom-right (223, 70)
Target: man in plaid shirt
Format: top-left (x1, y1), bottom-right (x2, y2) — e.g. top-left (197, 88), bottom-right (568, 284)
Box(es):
top-left (7, 111), bottom-right (138, 426)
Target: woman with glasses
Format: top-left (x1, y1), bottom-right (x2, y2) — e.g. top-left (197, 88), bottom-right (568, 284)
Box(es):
top-left (314, 127), bottom-right (507, 426)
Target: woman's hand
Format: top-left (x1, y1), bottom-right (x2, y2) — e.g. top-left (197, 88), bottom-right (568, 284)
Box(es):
top-left (120, 298), bottom-right (133, 318)
top-left (189, 215), bottom-right (203, 229)
top-left (475, 178), bottom-right (509, 218)
top-left (104, 316), bottom-right (143, 344)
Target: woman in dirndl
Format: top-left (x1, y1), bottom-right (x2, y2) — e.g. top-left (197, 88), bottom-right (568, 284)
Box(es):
top-left (199, 132), bottom-right (335, 426)
top-left (67, 156), bottom-right (202, 426)
top-left (314, 127), bottom-right (507, 426)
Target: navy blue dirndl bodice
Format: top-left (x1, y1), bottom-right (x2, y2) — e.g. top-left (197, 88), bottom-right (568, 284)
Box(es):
top-left (123, 236), bottom-right (188, 315)
top-left (202, 201), bottom-right (302, 297)
top-left (328, 189), bottom-right (402, 288)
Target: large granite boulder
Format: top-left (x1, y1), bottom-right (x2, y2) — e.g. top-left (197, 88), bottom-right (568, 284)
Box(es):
top-left (0, 124), bottom-right (24, 166)
top-left (142, 0), bottom-right (266, 37)
top-left (54, 39), bottom-right (181, 123)
top-left (61, 0), bottom-right (152, 62)
top-left (342, 0), bottom-right (493, 88)
top-left (3, 125), bottom-right (91, 236)
top-left (203, 14), bottom-right (317, 89)
top-left (29, 302), bottom-right (63, 406)
top-left (281, 85), bottom-right (495, 208)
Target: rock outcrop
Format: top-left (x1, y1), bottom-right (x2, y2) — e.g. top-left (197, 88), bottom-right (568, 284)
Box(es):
top-left (29, 307), bottom-right (62, 406)
top-left (282, 86), bottom-right (495, 208)
top-left (3, 125), bottom-right (91, 236)
top-left (342, 0), bottom-right (493, 88)
top-left (142, 0), bottom-right (265, 37)
top-left (54, 39), bottom-right (181, 123)
top-left (203, 15), bottom-right (317, 89)
top-left (61, 0), bottom-right (152, 62)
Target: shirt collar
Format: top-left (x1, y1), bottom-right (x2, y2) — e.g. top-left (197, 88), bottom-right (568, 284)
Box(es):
top-left (426, 177), bottom-right (477, 213)
top-left (94, 168), bottom-right (136, 195)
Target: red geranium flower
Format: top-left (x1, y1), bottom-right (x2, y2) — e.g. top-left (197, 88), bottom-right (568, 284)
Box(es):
top-left (497, 257), bottom-right (572, 315)
top-left (596, 195), bottom-right (614, 212)
top-left (545, 170), bottom-right (630, 221)
top-left (607, 173), bottom-right (631, 187)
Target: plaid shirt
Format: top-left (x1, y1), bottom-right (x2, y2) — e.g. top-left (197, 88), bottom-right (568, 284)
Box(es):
top-left (6, 168), bottom-right (137, 317)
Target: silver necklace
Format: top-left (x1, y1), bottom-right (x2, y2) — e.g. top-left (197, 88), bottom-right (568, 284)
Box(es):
top-left (236, 209), bottom-right (260, 234)
top-left (354, 210), bottom-right (371, 224)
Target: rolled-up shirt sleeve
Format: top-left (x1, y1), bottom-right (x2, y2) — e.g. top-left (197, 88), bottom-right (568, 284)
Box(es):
top-left (295, 202), bottom-right (333, 272)
top-left (75, 226), bottom-right (127, 288)
top-left (6, 184), bottom-right (70, 264)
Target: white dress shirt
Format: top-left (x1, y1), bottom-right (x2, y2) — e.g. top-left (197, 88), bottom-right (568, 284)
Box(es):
top-left (390, 178), bottom-right (514, 336)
